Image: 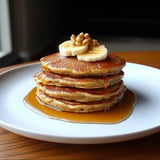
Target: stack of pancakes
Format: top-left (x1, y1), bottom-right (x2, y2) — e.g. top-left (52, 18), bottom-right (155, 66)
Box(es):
top-left (33, 53), bottom-right (126, 113)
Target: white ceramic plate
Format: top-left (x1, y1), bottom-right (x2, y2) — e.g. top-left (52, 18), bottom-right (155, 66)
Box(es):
top-left (0, 62), bottom-right (160, 144)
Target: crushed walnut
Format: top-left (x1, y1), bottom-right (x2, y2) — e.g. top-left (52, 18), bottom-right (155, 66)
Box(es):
top-left (70, 32), bottom-right (99, 48)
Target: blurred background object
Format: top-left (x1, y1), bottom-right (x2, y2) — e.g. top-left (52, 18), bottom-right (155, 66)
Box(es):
top-left (0, 0), bottom-right (160, 67)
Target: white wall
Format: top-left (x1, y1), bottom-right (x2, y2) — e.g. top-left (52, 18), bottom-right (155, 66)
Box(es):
top-left (0, 0), bottom-right (12, 58)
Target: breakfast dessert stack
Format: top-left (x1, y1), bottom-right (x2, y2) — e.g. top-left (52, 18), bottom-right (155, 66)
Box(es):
top-left (33, 33), bottom-right (126, 113)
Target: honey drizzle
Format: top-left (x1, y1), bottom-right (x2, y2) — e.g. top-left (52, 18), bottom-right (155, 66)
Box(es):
top-left (24, 88), bottom-right (136, 124)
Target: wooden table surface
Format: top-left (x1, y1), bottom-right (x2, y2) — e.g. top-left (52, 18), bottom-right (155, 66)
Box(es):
top-left (0, 51), bottom-right (160, 159)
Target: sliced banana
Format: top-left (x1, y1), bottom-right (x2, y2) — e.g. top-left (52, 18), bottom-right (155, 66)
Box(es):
top-left (77, 45), bottom-right (108, 62)
top-left (59, 40), bottom-right (88, 56)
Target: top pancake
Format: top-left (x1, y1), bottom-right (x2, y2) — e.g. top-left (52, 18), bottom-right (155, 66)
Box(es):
top-left (40, 53), bottom-right (126, 77)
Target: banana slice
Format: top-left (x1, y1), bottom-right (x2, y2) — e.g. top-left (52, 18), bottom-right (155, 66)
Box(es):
top-left (77, 45), bottom-right (108, 62)
top-left (59, 40), bottom-right (88, 56)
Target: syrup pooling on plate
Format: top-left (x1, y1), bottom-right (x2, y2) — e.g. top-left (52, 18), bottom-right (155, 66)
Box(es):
top-left (24, 88), bottom-right (136, 124)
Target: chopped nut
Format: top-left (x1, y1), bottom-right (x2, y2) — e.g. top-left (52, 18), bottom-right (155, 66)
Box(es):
top-left (82, 39), bottom-right (89, 45)
top-left (84, 33), bottom-right (90, 39)
top-left (92, 39), bottom-right (99, 46)
top-left (70, 32), bottom-right (99, 48)
top-left (79, 32), bottom-right (84, 38)
top-left (76, 36), bottom-right (83, 43)
top-left (70, 34), bottom-right (76, 43)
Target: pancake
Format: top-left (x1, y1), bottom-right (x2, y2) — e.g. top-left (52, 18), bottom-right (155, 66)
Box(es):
top-left (36, 88), bottom-right (126, 113)
top-left (40, 53), bottom-right (126, 77)
top-left (36, 81), bottom-right (126, 102)
top-left (33, 48), bottom-right (126, 113)
top-left (33, 71), bottom-right (124, 89)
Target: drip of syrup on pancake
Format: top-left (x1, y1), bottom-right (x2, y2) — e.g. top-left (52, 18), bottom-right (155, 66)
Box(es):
top-left (24, 88), bottom-right (136, 124)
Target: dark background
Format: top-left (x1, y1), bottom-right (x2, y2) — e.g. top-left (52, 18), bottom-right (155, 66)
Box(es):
top-left (1, 0), bottom-right (160, 67)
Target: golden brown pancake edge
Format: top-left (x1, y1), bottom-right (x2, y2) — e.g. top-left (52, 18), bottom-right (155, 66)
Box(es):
top-left (40, 52), bottom-right (126, 77)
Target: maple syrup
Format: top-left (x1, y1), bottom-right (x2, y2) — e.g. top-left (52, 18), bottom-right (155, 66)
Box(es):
top-left (24, 88), bottom-right (136, 124)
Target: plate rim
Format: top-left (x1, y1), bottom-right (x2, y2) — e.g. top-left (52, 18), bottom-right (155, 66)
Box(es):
top-left (0, 118), bottom-right (159, 144)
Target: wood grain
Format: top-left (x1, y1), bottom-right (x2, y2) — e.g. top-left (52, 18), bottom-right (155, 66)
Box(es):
top-left (111, 51), bottom-right (160, 69)
top-left (0, 51), bottom-right (160, 159)
top-left (0, 127), bottom-right (159, 159)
